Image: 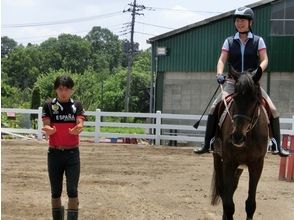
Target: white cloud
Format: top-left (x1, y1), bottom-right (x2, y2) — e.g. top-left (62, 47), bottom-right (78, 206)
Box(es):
top-left (2, 0), bottom-right (35, 7)
top-left (161, 5), bottom-right (206, 29)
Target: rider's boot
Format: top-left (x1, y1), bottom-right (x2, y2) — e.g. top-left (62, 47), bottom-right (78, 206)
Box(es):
top-left (270, 117), bottom-right (290, 157)
top-left (194, 114), bottom-right (217, 154)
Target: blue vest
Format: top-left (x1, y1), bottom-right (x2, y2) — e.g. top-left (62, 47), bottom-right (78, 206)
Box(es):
top-left (227, 35), bottom-right (260, 73)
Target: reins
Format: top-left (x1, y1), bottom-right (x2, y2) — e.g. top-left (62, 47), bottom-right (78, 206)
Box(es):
top-left (220, 84), bottom-right (234, 124)
top-left (220, 84), bottom-right (261, 133)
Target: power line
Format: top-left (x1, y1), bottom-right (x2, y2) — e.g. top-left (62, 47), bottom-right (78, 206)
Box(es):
top-left (2, 11), bottom-right (123, 28)
top-left (147, 6), bottom-right (222, 14)
top-left (135, 21), bottom-right (174, 30)
top-left (2, 6), bottom-right (222, 29)
top-left (134, 31), bottom-right (156, 36)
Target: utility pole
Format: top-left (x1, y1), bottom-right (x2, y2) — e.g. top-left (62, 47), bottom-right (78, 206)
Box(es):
top-left (123, 0), bottom-right (145, 112)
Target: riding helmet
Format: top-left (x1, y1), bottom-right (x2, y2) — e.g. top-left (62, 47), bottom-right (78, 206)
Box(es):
top-left (233, 7), bottom-right (254, 20)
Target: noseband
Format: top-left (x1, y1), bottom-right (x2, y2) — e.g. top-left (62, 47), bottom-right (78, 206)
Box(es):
top-left (220, 83), bottom-right (261, 133)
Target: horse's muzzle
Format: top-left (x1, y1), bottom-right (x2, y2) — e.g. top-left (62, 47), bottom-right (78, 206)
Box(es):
top-left (231, 132), bottom-right (246, 147)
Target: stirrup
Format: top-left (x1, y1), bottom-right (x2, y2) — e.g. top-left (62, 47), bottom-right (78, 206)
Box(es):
top-left (193, 144), bottom-right (209, 154)
top-left (193, 137), bottom-right (215, 154)
top-left (271, 138), bottom-right (290, 157)
top-left (270, 138), bottom-right (279, 155)
top-left (209, 137), bottom-right (215, 150)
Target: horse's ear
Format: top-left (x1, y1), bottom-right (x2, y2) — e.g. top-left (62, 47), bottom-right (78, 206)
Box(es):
top-left (251, 66), bottom-right (263, 83)
top-left (228, 65), bottom-right (240, 81)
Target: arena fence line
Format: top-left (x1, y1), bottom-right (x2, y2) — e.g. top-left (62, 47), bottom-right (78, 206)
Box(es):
top-left (1, 107), bottom-right (294, 146)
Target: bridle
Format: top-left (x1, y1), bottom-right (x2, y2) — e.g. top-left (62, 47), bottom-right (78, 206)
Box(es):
top-left (232, 104), bottom-right (260, 133)
top-left (220, 84), bottom-right (261, 133)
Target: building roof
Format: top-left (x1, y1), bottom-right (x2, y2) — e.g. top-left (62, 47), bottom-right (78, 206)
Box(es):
top-left (147, 0), bottom-right (277, 43)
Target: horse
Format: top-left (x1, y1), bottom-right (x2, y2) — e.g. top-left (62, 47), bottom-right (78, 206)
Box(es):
top-left (211, 68), bottom-right (269, 220)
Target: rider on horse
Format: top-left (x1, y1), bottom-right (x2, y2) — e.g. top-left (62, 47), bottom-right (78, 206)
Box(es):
top-left (194, 7), bottom-right (289, 157)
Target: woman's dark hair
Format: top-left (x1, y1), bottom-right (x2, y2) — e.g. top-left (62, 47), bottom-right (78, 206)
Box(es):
top-left (54, 75), bottom-right (74, 89)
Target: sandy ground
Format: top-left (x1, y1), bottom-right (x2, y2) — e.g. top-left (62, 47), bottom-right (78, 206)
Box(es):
top-left (1, 139), bottom-right (294, 220)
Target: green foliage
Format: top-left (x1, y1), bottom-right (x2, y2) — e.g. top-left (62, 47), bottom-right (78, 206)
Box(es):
top-left (100, 127), bottom-right (145, 134)
top-left (30, 86), bottom-right (41, 122)
top-left (39, 38), bottom-right (63, 72)
top-left (102, 69), bottom-right (127, 111)
top-left (1, 27), bottom-right (152, 114)
top-left (83, 126), bottom-right (145, 134)
top-left (1, 45), bottom-right (44, 89)
top-left (73, 70), bottom-right (103, 111)
top-left (31, 86), bottom-right (41, 109)
top-left (133, 49), bottom-right (152, 72)
top-left (57, 34), bottom-right (91, 73)
top-left (102, 63), bottom-right (151, 112)
top-left (1, 83), bottom-right (31, 108)
top-left (35, 70), bottom-right (69, 103)
top-left (1, 36), bottom-right (18, 57)
top-left (35, 69), bottom-right (105, 111)
top-left (85, 26), bottom-right (122, 72)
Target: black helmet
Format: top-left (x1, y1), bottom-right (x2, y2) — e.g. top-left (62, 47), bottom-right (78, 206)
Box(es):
top-left (234, 7), bottom-right (254, 20)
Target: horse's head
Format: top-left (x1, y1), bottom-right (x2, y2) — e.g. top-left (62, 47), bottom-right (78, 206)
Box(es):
top-left (229, 67), bottom-right (262, 147)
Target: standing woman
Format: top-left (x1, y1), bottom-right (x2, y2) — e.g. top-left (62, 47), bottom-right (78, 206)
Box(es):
top-left (42, 75), bottom-right (85, 220)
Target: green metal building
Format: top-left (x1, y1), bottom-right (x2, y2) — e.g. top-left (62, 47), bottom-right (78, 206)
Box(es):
top-left (148, 0), bottom-right (294, 117)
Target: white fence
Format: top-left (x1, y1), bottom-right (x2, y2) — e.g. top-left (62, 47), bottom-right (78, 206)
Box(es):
top-left (1, 107), bottom-right (294, 145)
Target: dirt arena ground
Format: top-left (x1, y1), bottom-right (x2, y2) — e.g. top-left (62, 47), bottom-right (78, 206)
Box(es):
top-left (1, 139), bottom-right (294, 220)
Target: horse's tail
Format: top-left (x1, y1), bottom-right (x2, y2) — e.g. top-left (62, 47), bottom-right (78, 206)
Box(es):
top-left (211, 153), bottom-right (222, 205)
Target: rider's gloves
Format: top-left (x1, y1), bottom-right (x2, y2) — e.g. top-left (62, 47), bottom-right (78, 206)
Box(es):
top-left (216, 74), bottom-right (226, 84)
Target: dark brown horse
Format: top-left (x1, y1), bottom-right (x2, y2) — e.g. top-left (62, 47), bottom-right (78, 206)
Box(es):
top-left (211, 68), bottom-right (269, 220)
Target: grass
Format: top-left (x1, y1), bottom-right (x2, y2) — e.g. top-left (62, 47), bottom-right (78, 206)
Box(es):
top-left (84, 126), bottom-right (145, 134)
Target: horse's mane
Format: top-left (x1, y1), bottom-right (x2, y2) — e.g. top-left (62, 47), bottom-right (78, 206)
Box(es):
top-left (234, 73), bottom-right (262, 103)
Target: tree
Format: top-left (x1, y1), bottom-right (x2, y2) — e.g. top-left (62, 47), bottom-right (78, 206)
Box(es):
top-left (1, 82), bottom-right (31, 108)
top-left (57, 34), bottom-right (91, 73)
top-left (85, 26), bottom-right (122, 72)
top-left (73, 69), bottom-right (104, 111)
top-left (1, 45), bottom-right (44, 89)
top-left (31, 86), bottom-right (41, 109)
top-left (1, 36), bottom-right (17, 57)
top-left (30, 86), bottom-right (41, 128)
top-left (102, 61), bottom-right (151, 112)
top-left (35, 70), bottom-right (69, 104)
top-left (132, 49), bottom-right (151, 72)
top-left (39, 37), bottom-right (63, 72)
top-left (35, 69), bottom-right (104, 111)
top-left (121, 39), bottom-right (139, 68)
top-left (102, 69), bottom-right (126, 111)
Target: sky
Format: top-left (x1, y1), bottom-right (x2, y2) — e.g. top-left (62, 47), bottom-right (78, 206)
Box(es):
top-left (1, 0), bottom-right (259, 50)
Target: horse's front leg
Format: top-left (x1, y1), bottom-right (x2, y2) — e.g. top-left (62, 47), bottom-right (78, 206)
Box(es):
top-left (222, 162), bottom-right (237, 220)
top-left (246, 158), bottom-right (264, 220)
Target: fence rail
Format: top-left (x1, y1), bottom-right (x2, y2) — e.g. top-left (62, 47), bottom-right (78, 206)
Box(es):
top-left (1, 108), bottom-right (294, 145)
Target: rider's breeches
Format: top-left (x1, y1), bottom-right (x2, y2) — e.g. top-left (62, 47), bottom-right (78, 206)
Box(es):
top-left (48, 148), bottom-right (80, 199)
top-left (209, 82), bottom-right (279, 118)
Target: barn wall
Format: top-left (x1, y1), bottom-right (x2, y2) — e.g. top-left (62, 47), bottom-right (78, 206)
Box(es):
top-left (160, 71), bottom-right (294, 117)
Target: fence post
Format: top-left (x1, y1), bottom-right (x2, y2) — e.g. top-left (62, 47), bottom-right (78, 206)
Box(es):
top-left (155, 110), bottom-right (161, 145)
top-left (279, 134), bottom-right (288, 180)
top-left (37, 107), bottom-right (43, 140)
top-left (286, 135), bottom-right (294, 181)
top-left (95, 109), bottom-right (101, 143)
